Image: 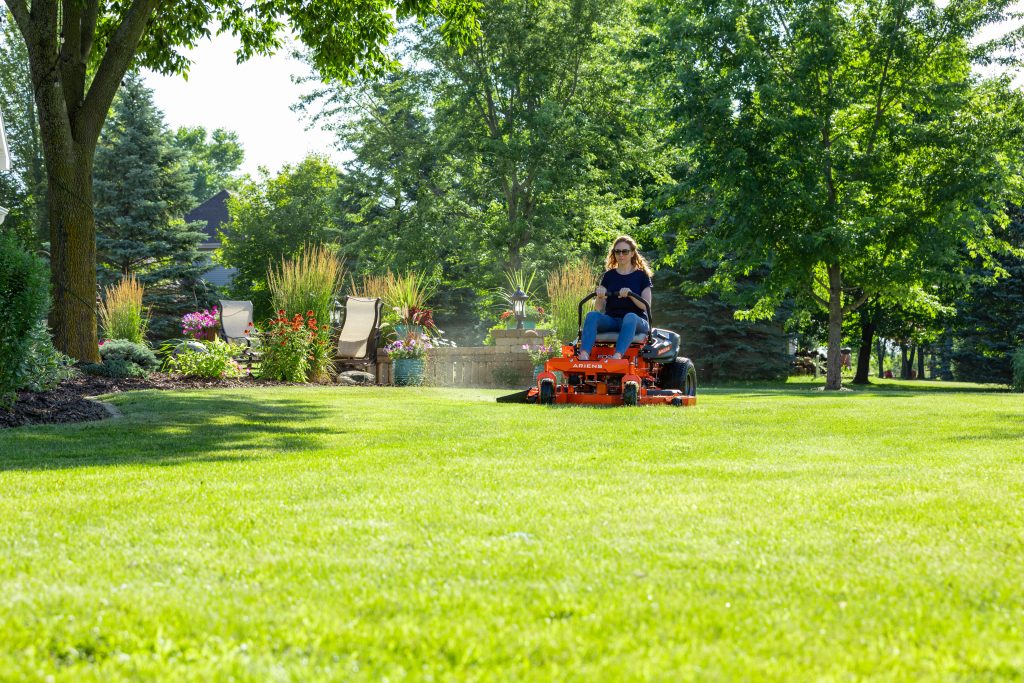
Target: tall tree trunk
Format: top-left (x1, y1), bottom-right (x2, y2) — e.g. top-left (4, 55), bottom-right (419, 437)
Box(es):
top-left (47, 149), bottom-right (100, 361)
top-left (908, 345), bottom-right (917, 378)
top-left (824, 262), bottom-right (844, 390)
top-left (876, 336), bottom-right (885, 378)
top-left (900, 345), bottom-right (909, 379)
top-left (853, 310), bottom-right (876, 384)
top-left (918, 345), bottom-right (926, 380)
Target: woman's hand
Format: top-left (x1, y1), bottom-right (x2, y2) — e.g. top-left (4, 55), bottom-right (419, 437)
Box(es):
top-left (618, 288), bottom-right (631, 298)
top-left (595, 286), bottom-right (607, 298)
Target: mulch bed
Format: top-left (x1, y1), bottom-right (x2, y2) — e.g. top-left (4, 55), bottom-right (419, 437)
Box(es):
top-left (1, 374), bottom-right (296, 430)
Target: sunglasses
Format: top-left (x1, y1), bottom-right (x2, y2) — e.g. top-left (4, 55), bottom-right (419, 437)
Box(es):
top-left (613, 248), bottom-right (632, 255)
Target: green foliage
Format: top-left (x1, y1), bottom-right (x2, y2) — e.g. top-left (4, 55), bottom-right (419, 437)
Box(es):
top-left (99, 339), bottom-right (160, 372)
top-left (164, 339), bottom-right (245, 379)
top-left (546, 260), bottom-right (600, 343)
top-left (299, 0), bottom-right (658, 300)
top-left (221, 156), bottom-right (346, 319)
top-left (258, 312), bottom-right (318, 382)
top-left (950, 205), bottom-right (1024, 384)
top-left (170, 126), bottom-right (246, 206)
top-left (1013, 348), bottom-right (1024, 393)
top-left (98, 276), bottom-right (150, 344)
top-left (94, 74), bottom-right (213, 340)
top-left (82, 358), bottom-right (150, 379)
top-left (0, 234), bottom-right (49, 407)
top-left (18, 322), bottom-right (78, 392)
top-left (0, 14), bottom-right (46, 249)
top-left (650, 0), bottom-right (1024, 389)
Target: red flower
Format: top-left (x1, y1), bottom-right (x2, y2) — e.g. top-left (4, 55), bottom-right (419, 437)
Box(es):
top-left (306, 310), bottom-right (314, 317)
top-left (278, 309), bottom-right (286, 315)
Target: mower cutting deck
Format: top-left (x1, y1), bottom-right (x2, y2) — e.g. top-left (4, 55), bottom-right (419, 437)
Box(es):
top-left (499, 293), bottom-right (697, 407)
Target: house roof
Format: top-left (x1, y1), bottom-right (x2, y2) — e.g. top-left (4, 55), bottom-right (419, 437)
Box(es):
top-left (0, 106), bottom-right (9, 173)
top-left (185, 189), bottom-right (231, 243)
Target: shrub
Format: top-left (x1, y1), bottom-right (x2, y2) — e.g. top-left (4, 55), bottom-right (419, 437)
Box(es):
top-left (99, 339), bottom-right (160, 372)
top-left (0, 235), bottom-right (49, 408)
top-left (82, 358), bottom-right (150, 379)
top-left (164, 339), bottom-right (245, 379)
top-left (19, 322), bottom-right (78, 392)
top-left (1013, 347), bottom-right (1024, 392)
top-left (259, 311), bottom-right (318, 382)
top-left (546, 259), bottom-right (600, 343)
top-left (268, 243), bottom-right (343, 334)
top-left (268, 244), bottom-right (343, 380)
top-left (99, 276), bottom-right (150, 343)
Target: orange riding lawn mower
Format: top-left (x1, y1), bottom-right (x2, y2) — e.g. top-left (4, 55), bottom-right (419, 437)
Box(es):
top-left (497, 293), bottom-right (697, 407)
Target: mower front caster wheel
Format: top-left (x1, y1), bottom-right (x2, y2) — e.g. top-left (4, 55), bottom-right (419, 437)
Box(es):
top-left (539, 380), bottom-right (555, 405)
top-left (623, 382), bottom-right (639, 407)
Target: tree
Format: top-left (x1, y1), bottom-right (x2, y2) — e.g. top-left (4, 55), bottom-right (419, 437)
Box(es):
top-left (649, 0), bottom-right (1024, 389)
top-left (170, 126), bottom-right (245, 208)
top-left (303, 0), bottom-right (661, 282)
top-left (219, 155), bottom-right (346, 319)
top-left (0, 12), bottom-right (45, 249)
top-left (93, 74), bottom-right (211, 339)
top-left (950, 204), bottom-right (1024, 383)
top-left (1, 0), bottom-right (479, 361)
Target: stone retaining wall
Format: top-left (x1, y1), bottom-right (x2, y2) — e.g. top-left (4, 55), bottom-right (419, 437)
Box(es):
top-left (375, 328), bottom-right (555, 388)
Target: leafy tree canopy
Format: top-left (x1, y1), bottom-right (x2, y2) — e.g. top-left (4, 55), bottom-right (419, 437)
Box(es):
top-left (647, 0), bottom-right (1024, 388)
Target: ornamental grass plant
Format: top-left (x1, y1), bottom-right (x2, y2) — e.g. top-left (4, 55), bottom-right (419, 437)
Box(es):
top-left (98, 275), bottom-right (149, 344)
top-left (546, 259), bottom-right (600, 343)
top-left (268, 244), bottom-right (344, 380)
top-left (350, 270), bottom-right (437, 334)
top-left (267, 244), bottom-right (344, 331)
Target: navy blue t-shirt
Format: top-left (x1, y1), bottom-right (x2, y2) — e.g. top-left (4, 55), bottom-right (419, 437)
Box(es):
top-left (600, 268), bottom-right (653, 320)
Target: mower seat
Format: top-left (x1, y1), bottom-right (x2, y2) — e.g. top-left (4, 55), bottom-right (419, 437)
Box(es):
top-left (594, 332), bottom-right (648, 344)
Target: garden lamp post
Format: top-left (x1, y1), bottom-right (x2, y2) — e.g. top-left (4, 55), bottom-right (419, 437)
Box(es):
top-left (512, 288), bottom-right (527, 330)
top-left (331, 299), bottom-right (344, 328)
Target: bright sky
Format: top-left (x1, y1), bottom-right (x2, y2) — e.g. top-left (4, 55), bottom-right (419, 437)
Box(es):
top-left (144, 20), bottom-right (1022, 180)
top-left (143, 34), bottom-right (346, 178)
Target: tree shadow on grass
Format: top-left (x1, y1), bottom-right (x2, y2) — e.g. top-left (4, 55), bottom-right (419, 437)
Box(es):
top-left (0, 389), bottom-right (351, 472)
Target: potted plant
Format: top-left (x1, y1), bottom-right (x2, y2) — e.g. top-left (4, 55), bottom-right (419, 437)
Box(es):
top-left (523, 305), bottom-right (545, 330)
top-left (523, 337), bottom-right (562, 378)
top-left (181, 306), bottom-right (220, 341)
top-left (384, 335), bottom-right (433, 386)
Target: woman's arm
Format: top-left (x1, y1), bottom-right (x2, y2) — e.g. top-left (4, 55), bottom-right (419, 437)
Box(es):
top-left (595, 285), bottom-right (607, 313)
top-left (623, 286), bottom-right (652, 315)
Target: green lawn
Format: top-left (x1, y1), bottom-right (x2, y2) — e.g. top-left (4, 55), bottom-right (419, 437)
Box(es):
top-left (1, 381), bottom-right (1022, 680)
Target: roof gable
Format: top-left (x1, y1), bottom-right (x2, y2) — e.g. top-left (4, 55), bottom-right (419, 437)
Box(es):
top-left (185, 189), bottom-right (231, 242)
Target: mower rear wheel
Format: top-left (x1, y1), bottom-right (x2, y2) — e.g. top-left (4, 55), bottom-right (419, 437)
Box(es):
top-left (623, 382), bottom-right (639, 407)
top-left (539, 379), bottom-right (555, 405)
top-left (660, 358), bottom-right (697, 396)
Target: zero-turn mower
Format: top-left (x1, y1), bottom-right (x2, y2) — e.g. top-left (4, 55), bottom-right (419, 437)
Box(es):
top-left (498, 293), bottom-right (697, 407)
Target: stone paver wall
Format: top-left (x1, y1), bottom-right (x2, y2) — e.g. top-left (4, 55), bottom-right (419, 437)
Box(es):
top-left (376, 328), bottom-right (555, 388)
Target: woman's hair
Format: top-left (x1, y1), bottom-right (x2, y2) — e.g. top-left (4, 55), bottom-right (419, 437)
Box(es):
top-left (605, 235), bottom-right (653, 276)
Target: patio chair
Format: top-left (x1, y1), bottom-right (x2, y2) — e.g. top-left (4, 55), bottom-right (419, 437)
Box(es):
top-left (219, 300), bottom-right (259, 367)
top-left (335, 296), bottom-right (383, 379)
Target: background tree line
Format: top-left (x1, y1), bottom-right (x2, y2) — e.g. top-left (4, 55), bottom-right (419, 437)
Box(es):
top-left (1, 0), bottom-right (1022, 386)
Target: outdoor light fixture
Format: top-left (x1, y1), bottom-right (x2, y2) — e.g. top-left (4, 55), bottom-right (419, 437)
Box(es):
top-left (331, 298), bottom-right (344, 327)
top-left (511, 288), bottom-right (527, 330)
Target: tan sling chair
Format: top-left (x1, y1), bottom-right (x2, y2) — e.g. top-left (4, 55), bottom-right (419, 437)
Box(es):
top-left (335, 296), bottom-right (383, 379)
top-left (218, 300), bottom-right (259, 366)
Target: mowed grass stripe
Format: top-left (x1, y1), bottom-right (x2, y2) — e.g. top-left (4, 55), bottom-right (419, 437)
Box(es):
top-left (0, 385), bottom-right (1021, 680)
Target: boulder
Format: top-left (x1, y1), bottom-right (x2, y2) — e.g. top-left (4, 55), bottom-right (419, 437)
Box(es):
top-left (336, 370), bottom-right (376, 386)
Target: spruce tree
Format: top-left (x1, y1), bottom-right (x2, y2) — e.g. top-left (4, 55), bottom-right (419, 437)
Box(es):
top-left (94, 74), bottom-right (212, 340)
top-left (950, 206), bottom-right (1024, 384)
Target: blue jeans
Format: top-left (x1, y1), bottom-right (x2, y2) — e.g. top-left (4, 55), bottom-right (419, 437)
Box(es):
top-left (580, 312), bottom-right (650, 357)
